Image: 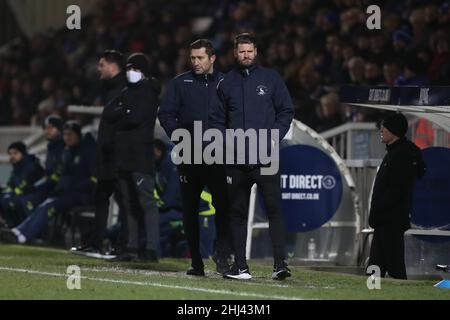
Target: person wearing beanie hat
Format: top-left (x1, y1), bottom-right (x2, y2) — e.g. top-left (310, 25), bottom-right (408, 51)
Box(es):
top-left (368, 112), bottom-right (426, 280)
top-left (1, 142), bottom-right (44, 228)
top-left (102, 51), bottom-right (161, 262)
top-left (126, 53), bottom-right (151, 83)
top-left (43, 115), bottom-right (63, 133)
top-left (392, 29), bottom-right (412, 45)
top-left (381, 112), bottom-right (408, 140)
top-left (63, 120), bottom-right (82, 140)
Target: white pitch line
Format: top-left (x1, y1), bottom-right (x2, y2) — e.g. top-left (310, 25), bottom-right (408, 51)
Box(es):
top-left (82, 266), bottom-right (291, 288)
top-left (0, 266), bottom-right (304, 300)
top-left (82, 266), bottom-right (335, 290)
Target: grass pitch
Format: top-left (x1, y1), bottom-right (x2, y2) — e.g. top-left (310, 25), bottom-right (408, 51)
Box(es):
top-left (0, 245), bottom-right (448, 300)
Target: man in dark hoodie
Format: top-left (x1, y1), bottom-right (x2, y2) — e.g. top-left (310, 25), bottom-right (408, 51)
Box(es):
top-left (368, 112), bottom-right (426, 279)
top-left (0, 142), bottom-right (44, 227)
top-left (0, 121), bottom-right (97, 244)
top-left (72, 50), bottom-right (127, 256)
top-left (103, 53), bottom-right (160, 262)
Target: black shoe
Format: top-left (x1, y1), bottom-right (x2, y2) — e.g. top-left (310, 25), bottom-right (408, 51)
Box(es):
top-left (212, 254), bottom-right (231, 274)
top-left (110, 250), bottom-right (138, 262)
top-left (70, 246), bottom-right (103, 259)
top-left (0, 228), bottom-right (18, 243)
top-left (272, 261), bottom-right (291, 280)
top-left (223, 264), bottom-right (252, 280)
top-left (186, 266), bottom-right (205, 276)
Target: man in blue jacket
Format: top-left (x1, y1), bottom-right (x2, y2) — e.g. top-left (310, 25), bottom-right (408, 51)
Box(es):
top-left (0, 142), bottom-right (45, 227)
top-left (158, 39), bottom-right (232, 276)
top-left (216, 33), bottom-right (294, 280)
top-left (0, 121), bottom-right (97, 244)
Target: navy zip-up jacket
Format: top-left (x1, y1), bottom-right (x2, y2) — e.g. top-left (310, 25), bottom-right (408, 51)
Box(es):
top-left (2, 154), bottom-right (44, 196)
top-left (158, 69), bottom-right (225, 140)
top-left (45, 136), bottom-right (65, 177)
top-left (214, 64), bottom-right (294, 164)
top-left (33, 135), bottom-right (65, 192)
top-left (52, 134), bottom-right (97, 197)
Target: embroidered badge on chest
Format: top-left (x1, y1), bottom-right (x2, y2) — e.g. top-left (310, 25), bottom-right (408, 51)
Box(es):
top-left (256, 85), bottom-right (269, 96)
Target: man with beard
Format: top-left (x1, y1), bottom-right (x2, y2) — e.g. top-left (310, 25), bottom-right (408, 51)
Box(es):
top-left (215, 33), bottom-right (294, 280)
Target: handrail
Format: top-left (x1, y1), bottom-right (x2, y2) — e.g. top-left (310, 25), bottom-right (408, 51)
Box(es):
top-left (321, 122), bottom-right (378, 139)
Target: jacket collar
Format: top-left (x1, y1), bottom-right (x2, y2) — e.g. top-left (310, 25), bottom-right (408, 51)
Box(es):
top-left (191, 69), bottom-right (219, 82)
top-left (106, 72), bottom-right (126, 88)
top-left (386, 136), bottom-right (406, 152)
top-left (235, 64), bottom-right (258, 77)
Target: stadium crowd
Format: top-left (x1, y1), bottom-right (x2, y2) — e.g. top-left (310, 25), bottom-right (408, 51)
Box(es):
top-left (1, 0), bottom-right (450, 131)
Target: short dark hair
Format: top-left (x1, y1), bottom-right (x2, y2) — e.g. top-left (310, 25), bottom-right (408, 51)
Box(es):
top-left (101, 50), bottom-right (124, 70)
top-left (8, 142), bottom-right (27, 155)
top-left (190, 39), bottom-right (215, 58)
top-left (234, 33), bottom-right (257, 49)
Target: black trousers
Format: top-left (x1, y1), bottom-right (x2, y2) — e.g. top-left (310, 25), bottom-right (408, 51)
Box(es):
top-left (368, 226), bottom-right (407, 279)
top-left (178, 164), bottom-right (231, 269)
top-left (226, 165), bottom-right (287, 269)
top-left (117, 171), bottom-right (159, 253)
top-left (90, 179), bottom-right (125, 250)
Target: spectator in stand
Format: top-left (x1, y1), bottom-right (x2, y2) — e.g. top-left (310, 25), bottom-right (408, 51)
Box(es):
top-left (383, 61), bottom-right (402, 86)
top-left (395, 57), bottom-right (430, 86)
top-left (316, 92), bottom-right (343, 133)
top-left (347, 56), bottom-right (365, 85)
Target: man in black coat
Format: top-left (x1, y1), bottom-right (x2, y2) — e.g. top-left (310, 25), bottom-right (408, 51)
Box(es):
top-left (71, 50), bottom-right (127, 257)
top-left (103, 53), bottom-right (161, 262)
top-left (368, 112), bottom-right (426, 279)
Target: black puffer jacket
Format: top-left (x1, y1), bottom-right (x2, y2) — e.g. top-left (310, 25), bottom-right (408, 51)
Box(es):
top-left (103, 78), bottom-right (160, 175)
top-left (369, 137), bottom-right (426, 230)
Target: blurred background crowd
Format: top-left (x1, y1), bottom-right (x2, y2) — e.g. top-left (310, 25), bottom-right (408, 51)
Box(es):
top-left (1, 0), bottom-right (450, 132)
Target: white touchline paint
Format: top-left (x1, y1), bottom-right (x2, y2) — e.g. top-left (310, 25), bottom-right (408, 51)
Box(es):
top-left (82, 266), bottom-right (291, 289)
top-left (0, 266), bottom-right (306, 300)
top-left (83, 267), bottom-right (336, 290)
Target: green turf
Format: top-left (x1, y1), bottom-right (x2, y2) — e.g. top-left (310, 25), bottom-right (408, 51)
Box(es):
top-left (0, 245), bottom-right (449, 300)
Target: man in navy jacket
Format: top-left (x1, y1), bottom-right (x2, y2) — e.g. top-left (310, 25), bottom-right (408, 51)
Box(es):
top-left (19, 115), bottom-right (65, 218)
top-left (159, 39), bottom-right (232, 276)
top-left (0, 142), bottom-right (44, 227)
top-left (216, 33), bottom-right (294, 280)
